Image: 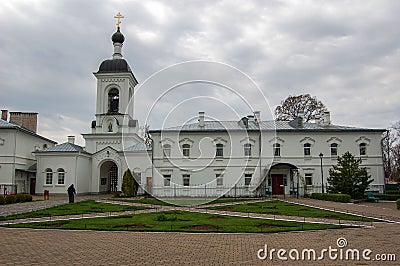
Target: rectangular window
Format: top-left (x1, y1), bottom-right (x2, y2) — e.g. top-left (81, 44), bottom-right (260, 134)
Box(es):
top-left (244, 173), bottom-right (252, 186)
top-left (216, 174), bottom-right (223, 186)
top-left (182, 174), bottom-right (190, 186)
top-left (216, 144), bottom-right (224, 157)
top-left (359, 143), bottom-right (367, 156)
top-left (305, 173), bottom-right (313, 186)
top-left (330, 143), bottom-right (338, 156)
top-left (304, 143), bottom-right (311, 156)
top-left (244, 143), bottom-right (251, 157)
top-left (273, 144), bottom-right (281, 156)
top-left (182, 144), bottom-right (190, 157)
top-left (163, 174), bottom-right (171, 187)
top-left (57, 172), bottom-right (65, 185)
top-left (163, 144), bottom-right (171, 158)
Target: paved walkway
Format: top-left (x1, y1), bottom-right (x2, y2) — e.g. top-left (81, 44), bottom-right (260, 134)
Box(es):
top-left (0, 197), bottom-right (399, 265)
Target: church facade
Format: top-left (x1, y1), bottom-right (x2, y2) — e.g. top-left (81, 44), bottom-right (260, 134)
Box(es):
top-left (2, 17), bottom-right (385, 197)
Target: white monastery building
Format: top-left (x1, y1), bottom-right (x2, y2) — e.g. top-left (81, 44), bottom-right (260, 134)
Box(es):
top-left (0, 16), bottom-right (385, 197)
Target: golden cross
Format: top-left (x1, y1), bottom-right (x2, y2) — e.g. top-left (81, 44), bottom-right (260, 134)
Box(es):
top-left (114, 12), bottom-right (124, 28)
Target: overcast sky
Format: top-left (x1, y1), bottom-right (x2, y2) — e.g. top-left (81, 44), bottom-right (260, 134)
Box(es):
top-left (1, 0), bottom-right (399, 145)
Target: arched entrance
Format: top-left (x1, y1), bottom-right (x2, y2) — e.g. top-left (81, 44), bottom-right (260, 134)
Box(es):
top-left (265, 162), bottom-right (298, 196)
top-left (99, 161), bottom-right (119, 193)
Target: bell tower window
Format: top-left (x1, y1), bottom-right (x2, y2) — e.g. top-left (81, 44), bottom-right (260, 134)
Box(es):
top-left (108, 88), bottom-right (119, 113)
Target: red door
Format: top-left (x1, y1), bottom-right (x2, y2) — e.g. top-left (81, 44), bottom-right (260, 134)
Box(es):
top-left (271, 174), bottom-right (284, 194)
top-left (30, 178), bottom-right (36, 195)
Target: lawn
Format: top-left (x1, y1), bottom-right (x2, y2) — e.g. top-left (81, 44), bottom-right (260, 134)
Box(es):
top-left (5, 210), bottom-right (343, 233)
top-left (0, 200), bottom-right (149, 221)
top-left (208, 200), bottom-right (375, 222)
top-left (115, 197), bottom-right (255, 206)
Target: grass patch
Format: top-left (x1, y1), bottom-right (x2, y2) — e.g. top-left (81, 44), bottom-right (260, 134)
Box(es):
top-left (208, 200), bottom-right (376, 222)
top-left (0, 200), bottom-right (148, 221)
top-left (115, 197), bottom-right (256, 206)
top-left (5, 211), bottom-right (343, 233)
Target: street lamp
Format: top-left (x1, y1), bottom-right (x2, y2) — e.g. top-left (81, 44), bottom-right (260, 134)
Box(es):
top-left (319, 152), bottom-right (324, 193)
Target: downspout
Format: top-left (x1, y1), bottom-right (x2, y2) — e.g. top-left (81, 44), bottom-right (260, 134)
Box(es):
top-left (258, 130), bottom-right (262, 196)
top-left (12, 130), bottom-right (17, 191)
top-left (75, 154), bottom-right (78, 194)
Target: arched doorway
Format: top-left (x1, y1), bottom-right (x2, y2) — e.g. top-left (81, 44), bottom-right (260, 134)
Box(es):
top-left (99, 161), bottom-right (119, 193)
top-left (269, 163), bottom-right (298, 195)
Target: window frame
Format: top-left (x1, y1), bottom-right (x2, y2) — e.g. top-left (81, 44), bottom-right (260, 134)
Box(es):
top-left (163, 174), bottom-right (171, 187)
top-left (303, 143), bottom-right (311, 156)
top-left (359, 142), bottom-right (367, 156)
top-left (244, 143), bottom-right (252, 157)
top-left (305, 173), bottom-right (313, 186)
top-left (182, 144), bottom-right (190, 157)
top-left (182, 174), bottom-right (190, 186)
top-left (45, 168), bottom-right (53, 185)
top-left (57, 168), bottom-right (65, 185)
top-left (244, 173), bottom-right (252, 186)
top-left (216, 143), bottom-right (224, 157)
top-left (216, 174), bottom-right (223, 186)
top-left (163, 144), bottom-right (171, 158)
top-left (273, 143), bottom-right (281, 157)
top-left (330, 143), bottom-right (338, 156)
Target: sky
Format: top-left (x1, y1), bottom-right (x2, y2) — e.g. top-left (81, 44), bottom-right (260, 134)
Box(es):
top-left (1, 0), bottom-right (399, 145)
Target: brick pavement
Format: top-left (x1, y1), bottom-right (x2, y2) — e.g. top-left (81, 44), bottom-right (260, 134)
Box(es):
top-left (0, 197), bottom-right (399, 265)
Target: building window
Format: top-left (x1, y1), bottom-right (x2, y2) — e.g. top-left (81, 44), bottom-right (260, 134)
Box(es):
top-left (43, 144), bottom-right (47, 149)
top-left (304, 143), bottom-right (311, 156)
top-left (182, 144), bottom-right (190, 157)
top-left (330, 143), bottom-right (338, 156)
top-left (163, 175), bottom-right (171, 187)
top-left (305, 173), bottom-right (313, 186)
top-left (45, 168), bottom-right (53, 185)
top-left (108, 88), bottom-right (119, 113)
top-left (216, 144), bottom-right (224, 157)
top-left (216, 174), bottom-right (223, 186)
top-left (244, 173), bottom-right (252, 186)
top-left (273, 143), bottom-right (281, 156)
top-left (244, 143), bottom-right (251, 157)
top-left (359, 143), bottom-right (367, 156)
top-left (182, 174), bottom-right (190, 186)
top-left (163, 144), bottom-right (171, 158)
top-left (134, 172), bottom-right (142, 184)
top-left (57, 168), bottom-right (65, 185)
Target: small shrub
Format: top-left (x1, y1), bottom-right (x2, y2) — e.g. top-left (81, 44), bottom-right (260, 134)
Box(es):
top-left (156, 214), bottom-right (177, 222)
top-left (385, 190), bottom-right (400, 195)
top-left (0, 196), bottom-right (5, 205)
top-left (112, 191), bottom-right (122, 198)
top-left (374, 194), bottom-right (400, 201)
top-left (24, 194), bottom-right (33, 202)
top-left (5, 195), bottom-right (16, 204)
top-left (15, 194), bottom-right (25, 203)
top-left (397, 199), bottom-right (400, 210)
top-left (311, 193), bottom-right (351, 203)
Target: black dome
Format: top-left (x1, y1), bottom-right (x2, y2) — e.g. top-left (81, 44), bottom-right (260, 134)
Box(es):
top-left (98, 59), bottom-right (131, 73)
top-left (112, 28), bottom-right (125, 44)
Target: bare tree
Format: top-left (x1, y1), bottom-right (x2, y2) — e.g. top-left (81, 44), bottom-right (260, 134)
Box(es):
top-left (382, 121), bottom-right (400, 182)
top-left (275, 94), bottom-right (326, 122)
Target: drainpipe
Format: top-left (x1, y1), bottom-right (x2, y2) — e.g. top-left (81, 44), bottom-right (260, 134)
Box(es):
top-left (12, 130), bottom-right (17, 192)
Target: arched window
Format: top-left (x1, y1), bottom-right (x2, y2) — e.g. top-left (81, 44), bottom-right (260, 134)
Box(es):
top-left (273, 143), bottom-right (281, 156)
top-left (330, 143), bottom-right (338, 156)
top-left (244, 143), bottom-right (252, 157)
top-left (304, 143), bottom-right (311, 156)
top-left (216, 143), bottom-right (224, 157)
top-left (108, 88), bottom-right (119, 113)
top-left (182, 144), bottom-right (190, 157)
top-left (57, 168), bottom-right (65, 185)
top-left (163, 144), bottom-right (171, 158)
top-left (359, 143), bottom-right (367, 156)
top-left (45, 168), bottom-right (53, 185)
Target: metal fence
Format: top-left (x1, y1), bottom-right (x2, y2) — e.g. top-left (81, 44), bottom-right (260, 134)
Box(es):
top-left (0, 184), bottom-right (17, 197)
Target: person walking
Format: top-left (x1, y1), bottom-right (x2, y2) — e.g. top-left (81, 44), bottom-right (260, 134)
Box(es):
top-left (67, 184), bottom-right (76, 203)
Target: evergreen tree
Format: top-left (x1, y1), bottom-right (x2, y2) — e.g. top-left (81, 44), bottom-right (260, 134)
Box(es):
top-left (328, 151), bottom-right (373, 199)
top-left (122, 169), bottom-right (135, 197)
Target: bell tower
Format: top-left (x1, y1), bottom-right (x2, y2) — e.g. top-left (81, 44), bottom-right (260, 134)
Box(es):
top-left (92, 12), bottom-right (138, 135)
top-left (83, 13), bottom-right (141, 154)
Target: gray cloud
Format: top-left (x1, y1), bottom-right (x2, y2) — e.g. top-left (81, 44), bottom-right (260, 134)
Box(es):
top-left (1, 0), bottom-right (399, 145)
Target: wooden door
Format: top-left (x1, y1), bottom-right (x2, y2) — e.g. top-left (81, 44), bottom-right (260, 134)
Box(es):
top-left (30, 178), bottom-right (36, 195)
top-left (271, 174), bottom-right (284, 194)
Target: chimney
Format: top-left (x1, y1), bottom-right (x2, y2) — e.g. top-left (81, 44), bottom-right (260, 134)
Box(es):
top-left (254, 111), bottom-right (260, 124)
top-left (247, 115), bottom-right (254, 122)
top-left (68, 136), bottom-right (75, 144)
top-left (1, 110), bottom-right (8, 121)
top-left (297, 111), bottom-right (304, 127)
top-left (9, 112), bottom-right (38, 133)
top-left (198, 111), bottom-right (205, 127)
top-left (322, 111), bottom-right (331, 125)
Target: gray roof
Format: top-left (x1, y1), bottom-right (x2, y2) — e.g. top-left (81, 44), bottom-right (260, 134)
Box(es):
top-left (124, 142), bottom-right (151, 152)
top-left (150, 120), bottom-right (385, 133)
top-left (0, 119), bottom-right (57, 143)
top-left (36, 142), bottom-right (90, 154)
